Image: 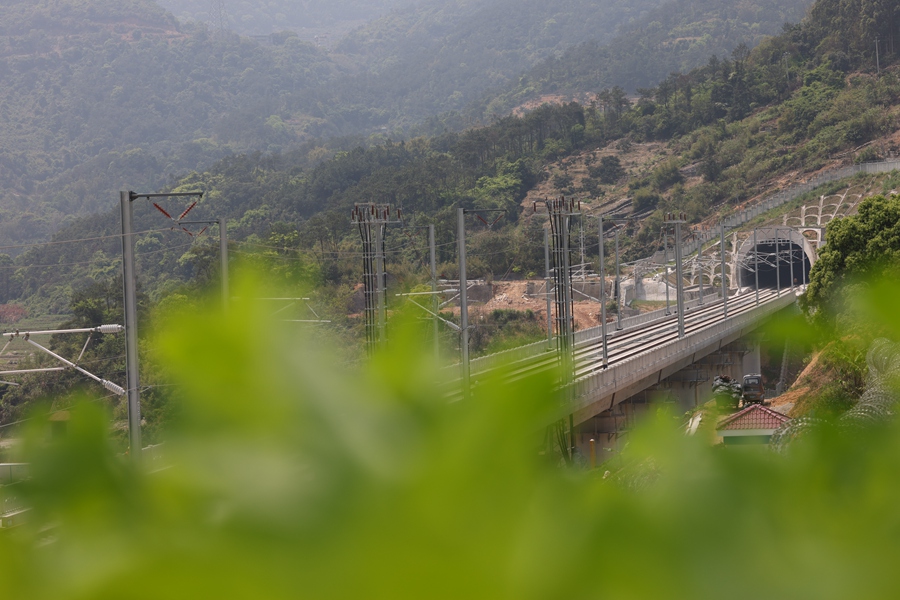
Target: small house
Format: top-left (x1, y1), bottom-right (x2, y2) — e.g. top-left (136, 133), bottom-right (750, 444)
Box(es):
top-left (716, 404), bottom-right (791, 445)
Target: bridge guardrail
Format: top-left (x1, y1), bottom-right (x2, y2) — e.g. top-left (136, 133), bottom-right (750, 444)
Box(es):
top-left (574, 293), bottom-right (719, 344)
top-left (569, 293), bottom-right (797, 410)
top-left (468, 338), bottom-right (554, 375)
top-left (468, 293), bottom-right (722, 376)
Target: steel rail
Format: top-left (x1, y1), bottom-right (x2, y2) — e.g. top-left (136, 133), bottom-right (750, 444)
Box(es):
top-left (455, 289), bottom-right (785, 391)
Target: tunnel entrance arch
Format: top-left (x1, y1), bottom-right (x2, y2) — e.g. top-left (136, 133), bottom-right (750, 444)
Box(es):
top-left (733, 227), bottom-right (815, 290)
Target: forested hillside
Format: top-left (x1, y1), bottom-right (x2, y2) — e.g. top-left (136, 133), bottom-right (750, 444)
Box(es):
top-left (6, 0), bottom-right (898, 314)
top-left (0, 0), bottom-right (348, 244)
top-left (156, 0), bottom-right (401, 38)
top-left (324, 0), bottom-right (813, 130)
top-left (282, 0), bottom-right (676, 140)
top-left (0, 0), bottom-right (825, 250)
top-left (1, 0), bottom-right (898, 426)
top-left (474, 0), bottom-right (815, 117)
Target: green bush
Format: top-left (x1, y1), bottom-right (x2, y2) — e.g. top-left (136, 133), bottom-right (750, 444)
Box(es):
top-left (855, 146), bottom-right (880, 164)
top-left (588, 155), bottom-right (625, 184)
top-left (632, 187), bottom-right (662, 212)
top-left (6, 281), bottom-right (900, 598)
top-left (650, 158), bottom-right (683, 190)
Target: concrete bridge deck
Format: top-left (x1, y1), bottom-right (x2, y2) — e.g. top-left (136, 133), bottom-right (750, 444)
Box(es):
top-left (467, 288), bottom-right (797, 426)
top-left (567, 288), bottom-right (795, 423)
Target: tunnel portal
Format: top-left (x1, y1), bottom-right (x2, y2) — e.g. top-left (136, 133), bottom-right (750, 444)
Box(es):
top-left (739, 240), bottom-right (811, 289)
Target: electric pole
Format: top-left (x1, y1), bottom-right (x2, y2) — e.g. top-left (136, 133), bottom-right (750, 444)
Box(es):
top-left (120, 191), bottom-right (140, 461)
top-left (538, 197), bottom-right (580, 466)
top-left (721, 222), bottom-right (728, 318)
top-left (614, 226), bottom-right (622, 330)
top-left (665, 212), bottom-right (686, 339)
top-left (429, 224), bottom-right (439, 362)
top-left (458, 208), bottom-right (470, 393)
top-left (544, 228), bottom-right (553, 349)
top-left (220, 219), bottom-right (228, 309)
top-left (753, 228), bottom-right (760, 306)
top-left (698, 256), bottom-right (704, 306)
top-left (663, 226), bottom-right (670, 315)
top-left (456, 207), bottom-right (505, 395)
top-left (121, 190), bottom-right (203, 461)
top-left (789, 229), bottom-right (795, 290)
top-left (776, 228), bottom-right (781, 297)
top-left (540, 197), bottom-right (580, 379)
top-left (599, 217), bottom-right (608, 365)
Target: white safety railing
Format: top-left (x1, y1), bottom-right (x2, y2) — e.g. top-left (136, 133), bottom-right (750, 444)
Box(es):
top-left (468, 338), bottom-right (554, 375)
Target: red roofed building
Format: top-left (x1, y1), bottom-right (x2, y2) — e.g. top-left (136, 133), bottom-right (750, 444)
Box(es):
top-left (716, 404), bottom-right (792, 445)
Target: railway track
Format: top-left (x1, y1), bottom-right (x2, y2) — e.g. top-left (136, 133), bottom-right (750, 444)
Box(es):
top-left (462, 288), bottom-right (787, 390)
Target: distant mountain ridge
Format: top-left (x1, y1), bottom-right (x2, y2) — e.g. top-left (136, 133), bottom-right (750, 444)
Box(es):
top-left (0, 0), bottom-right (343, 244)
top-left (0, 0), bottom-right (817, 247)
top-left (323, 0), bottom-right (668, 122)
top-left (469, 0), bottom-right (815, 119)
top-left (154, 0), bottom-right (404, 37)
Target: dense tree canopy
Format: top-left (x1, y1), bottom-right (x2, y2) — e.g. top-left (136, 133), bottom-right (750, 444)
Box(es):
top-left (473, 0), bottom-right (814, 118)
top-left (0, 0), bottom-right (820, 248)
top-left (804, 193), bottom-right (900, 324)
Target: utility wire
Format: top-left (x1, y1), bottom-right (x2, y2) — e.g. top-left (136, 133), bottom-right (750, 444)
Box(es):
top-left (0, 227), bottom-right (178, 252)
top-left (0, 242), bottom-right (196, 270)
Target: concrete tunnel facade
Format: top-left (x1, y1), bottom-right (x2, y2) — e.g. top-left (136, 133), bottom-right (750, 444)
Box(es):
top-left (732, 227), bottom-right (816, 290)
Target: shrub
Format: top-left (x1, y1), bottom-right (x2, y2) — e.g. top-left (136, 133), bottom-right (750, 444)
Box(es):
top-left (632, 187), bottom-right (661, 212)
top-left (589, 155), bottom-right (625, 184)
top-left (651, 159), bottom-right (684, 190)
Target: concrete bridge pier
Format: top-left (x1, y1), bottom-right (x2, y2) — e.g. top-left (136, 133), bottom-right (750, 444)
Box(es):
top-left (574, 392), bottom-right (654, 464)
top-left (662, 370), bottom-right (708, 413)
top-left (651, 343), bottom-right (753, 412)
top-left (573, 340), bottom-right (760, 465)
top-left (742, 341), bottom-right (761, 374)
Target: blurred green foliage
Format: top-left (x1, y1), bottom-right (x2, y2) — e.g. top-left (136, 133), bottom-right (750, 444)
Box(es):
top-left (2, 277), bottom-right (900, 598)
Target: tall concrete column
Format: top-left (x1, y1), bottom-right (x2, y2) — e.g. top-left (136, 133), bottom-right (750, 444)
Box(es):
top-left (743, 341), bottom-right (761, 375)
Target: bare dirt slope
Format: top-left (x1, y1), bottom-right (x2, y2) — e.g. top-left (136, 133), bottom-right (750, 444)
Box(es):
top-left (477, 280), bottom-right (602, 330)
top-left (769, 350), bottom-right (825, 418)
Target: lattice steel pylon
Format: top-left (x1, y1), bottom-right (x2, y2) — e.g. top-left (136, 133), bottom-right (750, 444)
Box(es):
top-left (352, 203), bottom-right (401, 356)
top-left (209, 0), bottom-right (228, 35)
top-left (534, 196), bottom-right (582, 466)
top-left (541, 196), bottom-right (581, 380)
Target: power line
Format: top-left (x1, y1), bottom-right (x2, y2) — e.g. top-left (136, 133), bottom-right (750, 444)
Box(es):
top-left (235, 237), bottom-right (436, 252)
top-left (0, 242), bottom-right (196, 271)
top-left (0, 227), bottom-right (177, 252)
